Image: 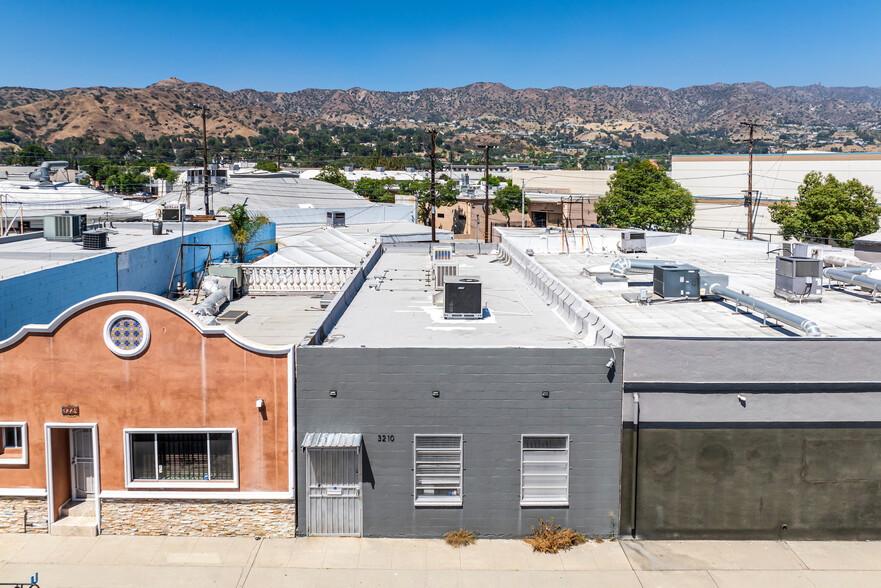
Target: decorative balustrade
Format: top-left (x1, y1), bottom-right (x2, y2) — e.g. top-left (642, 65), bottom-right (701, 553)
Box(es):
top-left (242, 266), bottom-right (357, 294)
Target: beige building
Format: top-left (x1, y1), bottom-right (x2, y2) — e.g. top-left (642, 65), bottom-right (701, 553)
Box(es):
top-left (436, 194), bottom-right (600, 241)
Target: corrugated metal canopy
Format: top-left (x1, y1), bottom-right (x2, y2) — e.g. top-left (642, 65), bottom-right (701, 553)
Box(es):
top-left (302, 432), bottom-right (362, 449)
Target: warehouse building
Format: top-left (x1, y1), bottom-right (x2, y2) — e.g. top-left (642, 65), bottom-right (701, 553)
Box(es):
top-left (497, 226), bottom-right (881, 539)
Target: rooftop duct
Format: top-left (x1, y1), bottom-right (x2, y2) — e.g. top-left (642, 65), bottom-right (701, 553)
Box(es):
top-left (824, 266), bottom-right (881, 300)
top-left (611, 257), bottom-right (823, 337)
top-left (28, 161), bottom-right (69, 186)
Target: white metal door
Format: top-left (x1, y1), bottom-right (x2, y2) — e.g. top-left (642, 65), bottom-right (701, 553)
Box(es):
top-left (306, 448), bottom-right (362, 536)
top-left (71, 428), bottom-right (95, 499)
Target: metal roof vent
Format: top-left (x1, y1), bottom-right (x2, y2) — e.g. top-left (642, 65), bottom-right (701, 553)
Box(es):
top-left (619, 231), bottom-right (647, 253)
top-left (775, 256), bottom-right (823, 302)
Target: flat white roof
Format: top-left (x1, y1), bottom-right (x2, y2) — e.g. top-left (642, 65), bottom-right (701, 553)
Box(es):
top-left (0, 221), bottom-right (223, 279)
top-left (322, 246), bottom-right (587, 348)
top-left (532, 232), bottom-right (881, 339)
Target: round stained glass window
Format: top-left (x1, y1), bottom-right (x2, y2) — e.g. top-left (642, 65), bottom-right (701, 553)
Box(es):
top-left (103, 311), bottom-right (150, 357)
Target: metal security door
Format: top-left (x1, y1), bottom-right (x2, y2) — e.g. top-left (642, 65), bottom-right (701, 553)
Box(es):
top-left (306, 448), bottom-right (362, 536)
top-left (71, 428), bottom-right (95, 499)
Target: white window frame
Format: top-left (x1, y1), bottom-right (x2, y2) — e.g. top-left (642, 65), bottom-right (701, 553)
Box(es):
top-left (123, 428), bottom-right (239, 489)
top-left (0, 422), bottom-right (28, 465)
top-left (413, 434), bottom-right (463, 507)
top-left (520, 434), bottom-right (569, 507)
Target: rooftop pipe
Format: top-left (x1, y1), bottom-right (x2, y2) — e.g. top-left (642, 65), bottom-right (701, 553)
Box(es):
top-left (824, 266), bottom-right (881, 300)
top-left (28, 161), bottom-right (69, 186)
top-left (610, 258), bottom-right (823, 338)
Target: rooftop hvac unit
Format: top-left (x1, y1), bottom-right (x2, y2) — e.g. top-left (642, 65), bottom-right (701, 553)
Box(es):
top-left (434, 262), bottom-right (459, 290)
top-left (444, 276), bottom-right (482, 319)
top-left (653, 264), bottom-right (700, 299)
top-left (774, 256), bottom-right (823, 302)
top-left (619, 231), bottom-right (647, 253)
top-left (327, 211), bottom-right (346, 227)
top-left (792, 243), bottom-right (830, 259)
top-left (375, 167), bottom-right (386, 173)
top-left (82, 230), bottom-right (109, 250)
top-left (162, 204), bottom-right (186, 222)
top-left (780, 242), bottom-right (793, 257)
top-left (43, 214), bottom-right (86, 241)
top-left (432, 246), bottom-right (453, 261)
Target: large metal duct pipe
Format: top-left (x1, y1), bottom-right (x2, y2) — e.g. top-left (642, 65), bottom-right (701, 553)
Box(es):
top-left (609, 258), bottom-right (679, 277)
top-left (28, 161), bottom-right (70, 185)
top-left (706, 281), bottom-right (822, 337)
top-left (610, 257), bottom-right (823, 337)
top-left (824, 266), bottom-right (881, 298)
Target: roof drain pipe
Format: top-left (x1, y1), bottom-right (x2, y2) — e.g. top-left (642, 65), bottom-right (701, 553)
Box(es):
top-left (610, 258), bottom-right (823, 337)
top-left (824, 266), bottom-right (881, 300)
top-left (704, 278), bottom-right (823, 337)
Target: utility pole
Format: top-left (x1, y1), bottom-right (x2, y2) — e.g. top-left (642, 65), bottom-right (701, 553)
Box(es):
top-left (738, 121), bottom-right (763, 240)
top-left (427, 128), bottom-right (438, 242)
top-left (477, 144), bottom-right (493, 243)
top-left (197, 104), bottom-right (211, 214)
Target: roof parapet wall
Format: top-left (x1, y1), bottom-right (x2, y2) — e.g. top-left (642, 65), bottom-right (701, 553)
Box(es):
top-left (498, 240), bottom-right (623, 347)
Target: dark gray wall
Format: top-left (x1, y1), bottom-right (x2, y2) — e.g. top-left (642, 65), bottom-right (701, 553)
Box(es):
top-left (295, 347), bottom-right (622, 538)
top-left (625, 427), bottom-right (881, 540)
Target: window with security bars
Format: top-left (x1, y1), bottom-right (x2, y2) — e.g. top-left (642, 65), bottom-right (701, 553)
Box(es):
top-left (414, 434), bottom-right (463, 506)
top-left (521, 435), bottom-right (569, 506)
top-left (129, 432), bottom-right (235, 482)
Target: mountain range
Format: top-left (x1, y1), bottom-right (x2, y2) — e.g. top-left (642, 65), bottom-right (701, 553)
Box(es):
top-left (2, 78), bottom-right (881, 143)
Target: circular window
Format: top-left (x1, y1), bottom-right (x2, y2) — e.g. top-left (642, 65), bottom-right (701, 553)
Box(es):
top-left (103, 311), bottom-right (150, 357)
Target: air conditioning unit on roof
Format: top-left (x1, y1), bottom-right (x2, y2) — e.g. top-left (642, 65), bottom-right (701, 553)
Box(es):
top-left (432, 247), bottom-right (453, 262)
top-left (434, 262), bottom-right (458, 290)
top-left (774, 256), bottom-right (823, 302)
top-left (43, 214), bottom-right (86, 241)
top-left (619, 231), bottom-right (647, 253)
top-left (444, 276), bottom-right (482, 319)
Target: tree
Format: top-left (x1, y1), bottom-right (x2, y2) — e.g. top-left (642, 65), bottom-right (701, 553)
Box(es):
top-left (399, 178), bottom-right (460, 224)
top-left (218, 204), bottom-right (273, 262)
top-left (594, 158), bottom-right (694, 232)
top-left (769, 171), bottom-right (878, 246)
top-left (14, 144), bottom-right (52, 165)
top-left (492, 184), bottom-right (529, 226)
top-left (353, 177), bottom-right (396, 202)
top-left (314, 165), bottom-right (352, 190)
top-left (255, 160), bottom-right (280, 173)
top-left (152, 163), bottom-right (178, 185)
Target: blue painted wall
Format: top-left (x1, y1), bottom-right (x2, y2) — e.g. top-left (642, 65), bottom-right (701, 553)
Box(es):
top-left (0, 222), bottom-right (276, 340)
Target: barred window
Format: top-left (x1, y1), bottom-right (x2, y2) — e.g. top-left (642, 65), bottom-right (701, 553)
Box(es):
top-left (521, 435), bottom-right (569, 506)
top-left (3, 426), bottom-right (22, 449)
top-left (414, 434), bottom-right (463, 506)
top-left (126, 430), bottom-right (236, 486)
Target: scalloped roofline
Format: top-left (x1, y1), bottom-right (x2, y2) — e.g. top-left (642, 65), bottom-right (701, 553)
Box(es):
top-left (0, 291), bottom-right (293, 355)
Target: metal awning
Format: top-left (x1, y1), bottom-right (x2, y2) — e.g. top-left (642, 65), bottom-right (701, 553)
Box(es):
top-left (301, 433), bottom-right (362, 449)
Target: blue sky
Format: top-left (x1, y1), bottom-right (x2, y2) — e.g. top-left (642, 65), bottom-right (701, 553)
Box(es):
top-left (3, 0), bottom-right (880, 92)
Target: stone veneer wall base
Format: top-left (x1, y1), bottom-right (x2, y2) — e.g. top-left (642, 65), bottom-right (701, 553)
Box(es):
top-left (0, 497), bottom-right (48, 534)
top-left (100, 499), bottom-right (296, 537)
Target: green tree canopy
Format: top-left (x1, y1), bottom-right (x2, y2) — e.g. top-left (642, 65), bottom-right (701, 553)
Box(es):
top-left (255, 160), bottom-right (280, 172)
top-left (769, 171), bottom-right (879, 246)
top-left (491, 184), bottom-right (529, 225)
top-left (218, 203), bottom-right (273, 262)
top-left (594, 159), bottom-right (695, 232)
top-left (399, 178), bottom-right (460, 224)
top-left (14, 144), bottom-right (52, 165)
top-left (152, 163), bottom-right (179, 185)
top-left (314, 165), bottom-right (353, 190)
top-left (353, 177), bottom-right (397, 202)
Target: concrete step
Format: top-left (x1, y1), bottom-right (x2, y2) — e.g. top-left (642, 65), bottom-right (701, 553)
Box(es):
top-left (51, 516), bottom-right (97, 537)
top-left (60, 500), bottom-right (95, 518)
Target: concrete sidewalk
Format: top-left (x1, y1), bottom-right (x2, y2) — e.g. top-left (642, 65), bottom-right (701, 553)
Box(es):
top-left (2, 534), bottom-right (881, 587)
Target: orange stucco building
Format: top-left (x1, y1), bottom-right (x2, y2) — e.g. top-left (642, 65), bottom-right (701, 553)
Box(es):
top-left (0, 292), bottom-right (295, 536)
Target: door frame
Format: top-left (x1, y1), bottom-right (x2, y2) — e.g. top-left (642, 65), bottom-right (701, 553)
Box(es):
top-left (44, 423), bottom-right (101, 533)
top-left (304, 447), bottom-right (363, 537)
